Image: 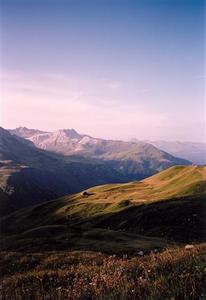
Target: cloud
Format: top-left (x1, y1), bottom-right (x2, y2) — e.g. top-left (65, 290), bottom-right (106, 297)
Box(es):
top-left (0, 72), bottom-right (163, 133)
top-left (1, 70), bottom-right (203, 142)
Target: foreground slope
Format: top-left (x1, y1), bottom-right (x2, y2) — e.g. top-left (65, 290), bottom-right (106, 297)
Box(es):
top-left (1, 166), bottom-right (205, 252)
top-left (1, 245), bottom-right (206, 300)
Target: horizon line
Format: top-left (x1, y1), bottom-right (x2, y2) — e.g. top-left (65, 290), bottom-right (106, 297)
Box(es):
top-left (4, 125), bottom-right (206, 144)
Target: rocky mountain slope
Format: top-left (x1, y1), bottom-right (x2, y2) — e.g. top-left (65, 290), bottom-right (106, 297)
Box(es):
top-left (9, 127), bottom-right (191, 178)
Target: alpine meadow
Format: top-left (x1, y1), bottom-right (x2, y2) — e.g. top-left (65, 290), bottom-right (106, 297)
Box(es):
top-left (0, 1), bottom-right (205, 300)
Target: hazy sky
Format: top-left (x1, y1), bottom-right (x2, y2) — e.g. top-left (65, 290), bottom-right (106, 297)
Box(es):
top-left (0, 0), bottom-right (205, 142)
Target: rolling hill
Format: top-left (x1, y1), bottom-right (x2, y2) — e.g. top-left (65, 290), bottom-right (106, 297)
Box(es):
top-left (1, 165), bottom-right (205, 253)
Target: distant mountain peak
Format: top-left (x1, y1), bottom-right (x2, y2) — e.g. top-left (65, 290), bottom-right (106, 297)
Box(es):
top-left (15, 126), bottom-right (37, 132)
top-left (56, 128), bottom-right (81, 139)
top-left (9, 127), bottom-right (47, 138)
top-left (16, 126), bottom-right (29, 130)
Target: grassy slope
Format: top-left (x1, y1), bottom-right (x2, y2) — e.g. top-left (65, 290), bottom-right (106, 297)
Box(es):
top-left (84, 165), bottom-right (206, 203)
top-left (0, 166), bottom-right (206, 253)
top-left (1, 244), bottom-right (206, 300)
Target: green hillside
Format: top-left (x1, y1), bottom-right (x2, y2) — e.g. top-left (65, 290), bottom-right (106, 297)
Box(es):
top-left (60, 165), bottom-right (206, 207)
top-left (1, 166), bottom-right (205, 253)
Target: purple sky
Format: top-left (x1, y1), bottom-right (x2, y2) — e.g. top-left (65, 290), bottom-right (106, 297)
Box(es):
top-left (0, 0), bottom-right (205, 142)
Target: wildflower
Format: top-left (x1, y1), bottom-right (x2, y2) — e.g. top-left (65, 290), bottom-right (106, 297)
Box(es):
top-left (185, 244), bottom-right (194, 250)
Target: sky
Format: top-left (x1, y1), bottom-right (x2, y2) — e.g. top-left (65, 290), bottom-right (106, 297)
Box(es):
top-left (0, 0), bottom-right (205, 142)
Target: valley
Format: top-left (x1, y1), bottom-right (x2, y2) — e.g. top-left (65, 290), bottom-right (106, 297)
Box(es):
top-left (0, 127), bottom-right (205, 300)
top-left (1, 0), bottom-right (205, 298)
top-left (0, 127), bottom-right (190, 215)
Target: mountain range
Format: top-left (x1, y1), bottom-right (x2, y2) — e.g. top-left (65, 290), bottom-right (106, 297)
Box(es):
top-left (10, 127), bottom-right (206, 165)
top-left (10, 127), bottom-right (205, 165)
top-left (0, 126), bottom-right (192, 215)
top-left (9, 127), bottom-right (190, 171)
top-left (0, 127), bottom-right (205, 272)
top-left (0, 127), bottom-right (123, 215)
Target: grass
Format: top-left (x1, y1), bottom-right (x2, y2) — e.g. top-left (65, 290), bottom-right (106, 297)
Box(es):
top-left (0, 166), bottom-right (205, 252)
top-left (0, 244), bottom-right (206, 300)
top-left (1, 193), bottom-right (205, 253)
top-left (0, 166), bottom-right (206, 299)
top-left (78, 165), bottom-right (206, 203)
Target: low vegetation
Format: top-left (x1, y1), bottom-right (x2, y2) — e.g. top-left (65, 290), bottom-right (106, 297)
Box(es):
top-left (0, 166), bottom-right (205, 299)
top-left (1, 244), bottom-right (206, 300)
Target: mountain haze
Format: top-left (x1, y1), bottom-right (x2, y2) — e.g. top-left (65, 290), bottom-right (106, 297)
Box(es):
top-left (131, 139), bottom-right (206, 165)
top-left (151, 140), bottom-right (206, 165)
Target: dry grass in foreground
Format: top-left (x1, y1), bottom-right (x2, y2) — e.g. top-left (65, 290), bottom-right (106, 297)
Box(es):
top-left (0, 244), bottom-right (206, 300)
